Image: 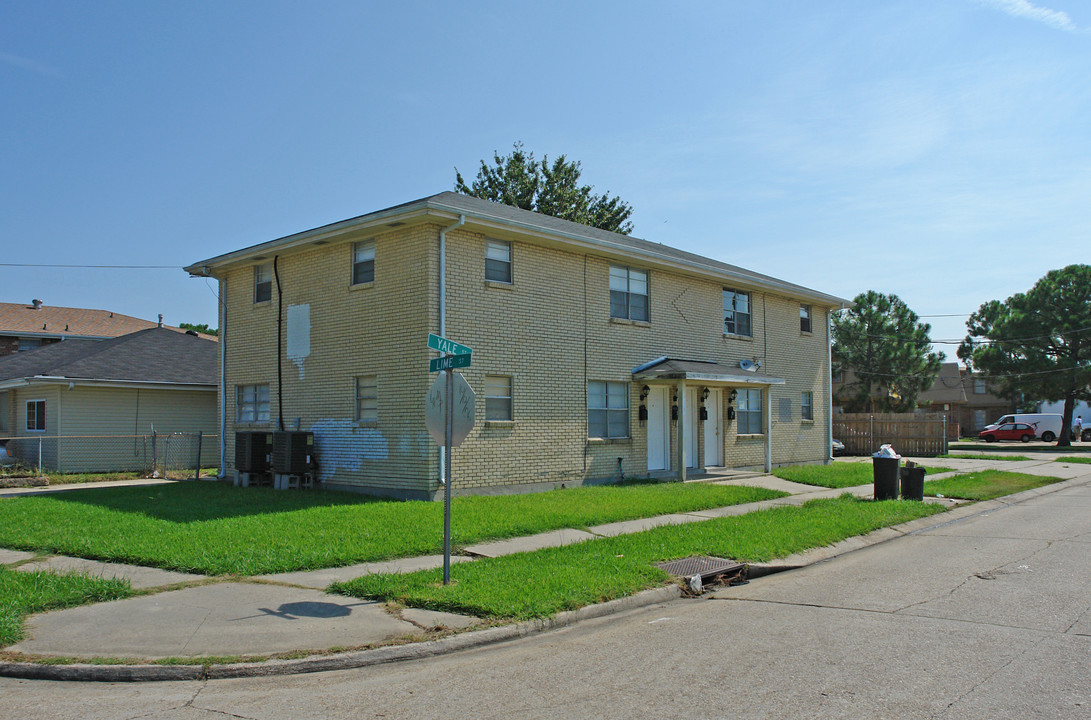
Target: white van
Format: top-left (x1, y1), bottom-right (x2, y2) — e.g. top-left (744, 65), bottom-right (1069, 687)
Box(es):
top-left (984, 414), bottom-right (1064, 442)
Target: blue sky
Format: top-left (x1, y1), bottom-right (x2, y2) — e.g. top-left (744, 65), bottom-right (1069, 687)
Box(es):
top-left (2, 0), bottom-right (1089, 356)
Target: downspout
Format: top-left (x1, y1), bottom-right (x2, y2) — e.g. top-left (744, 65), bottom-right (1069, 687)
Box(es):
top-left (274, 256), bottom-right (285, 432)
top-left (828, 303), bottom-right (845, 462)
top-left (218, 276), bottom-right (227, 477)
top-left (437, 215), bottom-right (465, 488)
top-left (764, 386), bottom-right (772, 473)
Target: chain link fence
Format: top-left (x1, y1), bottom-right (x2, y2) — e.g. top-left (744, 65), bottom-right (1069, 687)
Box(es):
top-left (0, 432), bottom-right (218, 479)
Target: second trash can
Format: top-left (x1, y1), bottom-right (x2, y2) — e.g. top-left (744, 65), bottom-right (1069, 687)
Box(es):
top-left (872, 446), bottom-right (901, 501)
top-left (901, 464), bottom-right (926, 501)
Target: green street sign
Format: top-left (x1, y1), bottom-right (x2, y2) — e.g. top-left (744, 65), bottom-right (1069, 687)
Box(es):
top-left (430, 354), bottom-right (472, 372)
top-left (427, 333), bottom-right (472, 356)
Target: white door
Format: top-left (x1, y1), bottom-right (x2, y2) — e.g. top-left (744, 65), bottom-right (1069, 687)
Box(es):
top-left (646, 387), bottom-right (670, 471)
top-left (704, 390), bottom-right (722, 467)
top-left (685, 387), bottom-right (699, 468)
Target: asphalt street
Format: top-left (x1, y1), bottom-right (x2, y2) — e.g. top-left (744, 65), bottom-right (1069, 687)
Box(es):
top-left (3, 466), bottom-right (1089, 719)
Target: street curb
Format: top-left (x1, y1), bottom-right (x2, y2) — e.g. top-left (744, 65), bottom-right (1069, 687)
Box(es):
top-left (0, 586), bottom-right (682, 683)
top-left (3, 470), bottom-right (1087, 683)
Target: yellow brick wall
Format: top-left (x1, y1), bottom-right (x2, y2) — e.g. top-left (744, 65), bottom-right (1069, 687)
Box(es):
top-left (221, 221), bottom-right (832, 497)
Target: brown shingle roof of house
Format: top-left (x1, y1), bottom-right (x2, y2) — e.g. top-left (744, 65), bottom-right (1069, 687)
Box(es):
top-left (0, 301), bottom-right (211, 340)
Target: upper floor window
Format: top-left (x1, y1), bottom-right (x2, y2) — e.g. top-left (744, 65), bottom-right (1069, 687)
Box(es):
top-left (485, 240), bottom-right (512, 283)
top-left (355, 375), bottom-right (378, 422)
top-left (26, 400), bottom-right (45, 432)
top-left (237, 384), bottom-right (270, 423)
top-left (737, 388), bottom-right (763, 434)
top-left (610, 266), bottom-right (648, 321)
top-left (588, 381), bottom-right (629, 438)
top-left (800, 305), bottom-right (812, 333)
top-left (973, 378), bottom-right (986, 395)
top-left (254, 264), bottom-right (272, 303)
top-left (723, 289), bottom-right (751, 337)
top-left (801, 391), bottom-right (814, 421)
top-left (485, 375), bottom-right (513, 421)
top-left (352, 240), bottom-right (375, 285)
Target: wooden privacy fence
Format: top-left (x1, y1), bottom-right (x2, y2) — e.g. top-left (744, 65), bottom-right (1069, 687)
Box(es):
top-left (833, 413), bottom-right (949, 457)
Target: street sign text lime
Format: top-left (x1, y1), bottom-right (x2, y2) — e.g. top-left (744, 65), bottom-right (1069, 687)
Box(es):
top-left (426, 333), bottom-right (475, 584)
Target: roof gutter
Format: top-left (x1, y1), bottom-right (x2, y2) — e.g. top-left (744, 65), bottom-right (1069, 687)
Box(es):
top-left (0, 377), bottom-right (216, 392)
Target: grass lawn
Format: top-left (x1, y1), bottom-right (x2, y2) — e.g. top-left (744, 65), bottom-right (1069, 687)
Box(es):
top-left (0, 568), bottom-right (132, 646)
top-left (0, 481), bottom-right (785, 576)
top-left (333, 495), bottom-right (946, 620)
top-left (925, 470), bottom-right (1063, 501)
top-left (938, 453), bottom-right (1032, 462)
top-left (1056, 456), bottom-right (1091, 465)
top-left (773, 462), bottom-right (954, 489)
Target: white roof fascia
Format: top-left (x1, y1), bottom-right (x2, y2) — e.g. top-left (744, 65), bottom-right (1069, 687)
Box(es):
top-left (0, 377), bottom-right (216, 392)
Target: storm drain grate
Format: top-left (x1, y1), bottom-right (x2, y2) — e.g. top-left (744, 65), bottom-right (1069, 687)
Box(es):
top-left (657, 556), bottom-right (745, 582)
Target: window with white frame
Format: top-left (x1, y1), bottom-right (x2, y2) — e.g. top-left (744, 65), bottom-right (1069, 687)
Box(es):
top-left (723, 289), bottom-right (751, 336)
top-left (801, 391), bottom-right (814, 421)
top-left (588, 381), bottom-right (629, 438)
top-left (800, 305), bottom-right (812, 333)
top-left (254, 264), bottom-right (272, 303)
top-left (237, 384), bottom-right (270, 423)
top-left (737, 388), bottom-right (763, 434)
top-left (484, 375), bottom-right (513, 421)
top-left (485, 240), bottom-right (512, 283)
top-left (26, 399), bottom-right (45, 432)
top-left (352, 240), bottom-right (375, 285)
top-left (355, 375), bottom-right (378, 422)
top-left (609, 266), bottom-right (648, 321)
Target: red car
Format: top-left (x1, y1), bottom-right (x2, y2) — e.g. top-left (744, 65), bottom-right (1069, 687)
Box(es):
top-left (979, 422), bottom-right (1037, 443)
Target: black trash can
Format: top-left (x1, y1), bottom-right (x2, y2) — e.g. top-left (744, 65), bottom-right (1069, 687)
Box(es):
top-left (872, 456), bottom-right (900, 500)
top-left (901, 466), bottom-right (926, 501)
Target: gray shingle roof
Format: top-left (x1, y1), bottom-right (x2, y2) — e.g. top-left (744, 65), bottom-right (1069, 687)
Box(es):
top-left (186, 191), bottom-right (851, 308)
top-left (0, 327), bottom-right (217, 385)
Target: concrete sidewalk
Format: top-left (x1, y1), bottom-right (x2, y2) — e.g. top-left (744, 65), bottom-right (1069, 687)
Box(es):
top-left (2, 458), bottom-right (1088, 680)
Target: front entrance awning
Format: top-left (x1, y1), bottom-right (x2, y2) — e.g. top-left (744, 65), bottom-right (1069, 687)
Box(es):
top-left (632, 357), bottom-right (785, 386)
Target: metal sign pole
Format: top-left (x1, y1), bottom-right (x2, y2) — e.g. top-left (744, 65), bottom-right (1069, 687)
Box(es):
top-left (443, 363), bottom-right (453, 585)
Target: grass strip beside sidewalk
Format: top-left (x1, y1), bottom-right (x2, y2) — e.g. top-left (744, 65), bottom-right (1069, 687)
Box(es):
top-left (925, 471), bottom-right (1063, 501)
top-left (0, 568), bottom-right (133, 646)
top-left (332, 495), bottom-right (946, 620)
top-left (0, 482), bottom-right (785, 576)
top-left (773, 462), bottom-right (954, 489)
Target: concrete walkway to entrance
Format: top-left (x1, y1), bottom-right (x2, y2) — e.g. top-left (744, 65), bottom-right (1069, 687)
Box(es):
top-left (2, 453), bottom-right (1089, 679)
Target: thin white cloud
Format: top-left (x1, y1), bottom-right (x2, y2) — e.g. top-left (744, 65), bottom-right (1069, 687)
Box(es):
top-left (0, 50), bottom-right (62, 78)
top-left (976, 0), bottom-right (1078, 31)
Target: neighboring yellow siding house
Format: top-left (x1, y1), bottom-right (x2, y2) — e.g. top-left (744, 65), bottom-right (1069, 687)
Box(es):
top-left (188, 193), bottom-right (849, 500)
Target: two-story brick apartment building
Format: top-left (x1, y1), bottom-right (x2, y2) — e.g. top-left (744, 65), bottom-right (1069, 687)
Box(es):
top-left (186, 192), bottom-right (850, 499)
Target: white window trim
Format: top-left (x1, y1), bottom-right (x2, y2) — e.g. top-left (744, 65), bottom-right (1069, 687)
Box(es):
top-left (352, 240), bottom-right (376, 286)
top-left (237, 384), bottom-right (270, 424)
top-left (800, 305), bottom-right (812, 334)
top-left (723, 289), bottom-right (752, 337)
top-left (588, 380), bottom-right (630, 439)
top-left (25, 398), bottom-right (46, 433)
top-left (485, 240), bottom-right (513, 284)
top-left (254, 264), bottom-right (272, 304)
top-left (609, 266), bottom-right (649, 322)
top-left (801, 391), bottom-right (814, 422)
top-left (355, 374), bottom-right (378, 423)
top-left (484, 374), bottom-right (514, 422)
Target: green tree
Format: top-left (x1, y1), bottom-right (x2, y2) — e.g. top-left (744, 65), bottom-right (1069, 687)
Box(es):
top-left (958, 264), bottom-right (1091, 446)
top-left (833, 290), bottom-right (943, 413)
top-left (455, 142), bottom-right (634, 234)
top-left (179, 322), bottom-right (218, 336)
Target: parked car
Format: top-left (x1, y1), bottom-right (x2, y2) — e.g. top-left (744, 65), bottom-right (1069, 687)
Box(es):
top-left (979, 422), bottom-right (1037, 443)
top-left (832, 438), bottom-right (845, 456)
top-left (984, 413), bottom-right (1063, 442)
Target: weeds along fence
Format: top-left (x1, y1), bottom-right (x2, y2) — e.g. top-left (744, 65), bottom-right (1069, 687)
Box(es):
top-left (833, 413), bottom-right (949, 457)
top-left (0, 432), bottom-right (218, 479)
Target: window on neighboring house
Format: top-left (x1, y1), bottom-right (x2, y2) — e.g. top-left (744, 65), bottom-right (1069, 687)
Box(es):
top-left (26, 400), bottom-right (45, 432)
top-left (723, 289), bottom-right (751, 336)
top-left (737, 388), bottom-right (763, 434)
top-left (18, 337), bottom-right (42, 352)
top-left (832, 369), bottom-right (844, 384)
top-left (254, 264), bottom-right (272, 303)
top-left (588, 381), bottom-right (629, 438)
top-left (352, 240), bottom-right (375, 285)
top-left (974, 378), bottom-right (986, 395)
top-left (800, 305), bottom-right (812, 333)
top-left (974, 409), bottom-right (986, 430)
top-left (485, 375), bottom-right (513, 421)
top-left (609, 266), bottom-right (649, 321)
top-left (237, 384), bottom-right (270, 423)
top-left (485, 240), bottom-right (512, 283)
top-left (355, 375), bottom-right (378, 422)
top-left (801, 391), bottom-right (814, 421)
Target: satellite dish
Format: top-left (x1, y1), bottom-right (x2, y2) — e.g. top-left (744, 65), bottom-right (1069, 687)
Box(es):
top-left (739, 359), bottom-right (757, 372)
